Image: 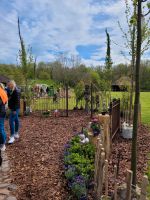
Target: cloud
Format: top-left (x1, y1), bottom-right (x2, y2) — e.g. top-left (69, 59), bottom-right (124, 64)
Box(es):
top-left (0, 0), bottom-right (149, 66)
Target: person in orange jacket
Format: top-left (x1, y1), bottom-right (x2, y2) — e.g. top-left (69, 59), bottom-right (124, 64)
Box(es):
top-left (0, 83), bottom-right (8, 151)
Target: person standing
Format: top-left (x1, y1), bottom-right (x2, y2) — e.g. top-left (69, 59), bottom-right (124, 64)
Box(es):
top-left (7, 80), bottom-right (20, 144)
top-left (0, 83), bottom-right (8, 151)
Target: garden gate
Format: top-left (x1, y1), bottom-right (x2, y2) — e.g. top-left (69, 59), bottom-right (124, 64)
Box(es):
top-left (109, 99), bottom-right (120, 139)
top-left (31, 85), bottom-right (69, 117)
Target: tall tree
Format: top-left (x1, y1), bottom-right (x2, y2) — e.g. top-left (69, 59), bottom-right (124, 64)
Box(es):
top-left (18, 17), bottom-right (35, 85)
top-left (105, 29), bottom-right (112, 71)
top-left (118, 0), bottom-right (150, 124)
top-left (18, 17), bottom-right (28, 85)
top-left (104, 29), bottom-right (112, 102)
top-left (131, 0), bottom-right (150, 186)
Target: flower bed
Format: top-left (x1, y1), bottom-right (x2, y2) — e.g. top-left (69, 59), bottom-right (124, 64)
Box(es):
top-left (64, 132), bottom-right (95, 200)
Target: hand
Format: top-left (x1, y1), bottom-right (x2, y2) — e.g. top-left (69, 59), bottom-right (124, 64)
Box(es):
top-left (13, 111), bottom-right (16, 115)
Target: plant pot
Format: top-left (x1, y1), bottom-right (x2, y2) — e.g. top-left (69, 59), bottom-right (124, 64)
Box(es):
top-left (121, 124), bottom-right (133, 139)
top-left (80, 195), bottom-right (87, 200)
top-left (25, 106), bottom-right (31, 116)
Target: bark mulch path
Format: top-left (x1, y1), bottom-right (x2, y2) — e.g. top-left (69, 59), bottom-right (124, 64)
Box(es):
top-left (6, 111), bottom-right (90, 200)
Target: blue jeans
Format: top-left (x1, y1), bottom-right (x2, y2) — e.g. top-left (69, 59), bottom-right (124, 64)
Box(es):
top-left (9, 109), bottom-right (20, 136)
top-left (0, 117), bottom-right (7, 144)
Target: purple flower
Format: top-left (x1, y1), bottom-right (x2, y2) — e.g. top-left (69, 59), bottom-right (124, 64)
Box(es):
top-left (64, 143), bottom-right (71, 149)
top-left (73, 175), bottom-right (86, 185)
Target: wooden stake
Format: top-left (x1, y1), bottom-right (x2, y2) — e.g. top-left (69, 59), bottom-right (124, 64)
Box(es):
top-left (140, 175), bottom-right (149, 200)
top-left (94, 140), bottom-right (102, 190)
top-left (126, 170), bottom-right (133, 200)
top-left (105, 160), bottom-right (109, 197)
top-left (97, 151), bottom-right (105, 199)
top-left (114, 165), bottom-right (118, 200)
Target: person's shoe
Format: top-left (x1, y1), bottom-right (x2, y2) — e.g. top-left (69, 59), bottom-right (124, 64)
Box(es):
top-left (8, 136), bottom-right (15, 144)
top-left (1, 144), bottom-right (6, 151)
top-left (14, 133), bottom-right (19, 139)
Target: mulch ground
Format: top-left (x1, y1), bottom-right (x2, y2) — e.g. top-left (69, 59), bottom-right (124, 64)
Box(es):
top-left (6, 111), bottom-right (90, 200)
top-left (4, 111), bottom-right (150, 200)
top-left (108, 124), bottom-right (150, 195)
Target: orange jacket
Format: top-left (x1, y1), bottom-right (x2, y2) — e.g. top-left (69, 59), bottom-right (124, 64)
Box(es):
top-left (0, 87), bottom-right (8, 104)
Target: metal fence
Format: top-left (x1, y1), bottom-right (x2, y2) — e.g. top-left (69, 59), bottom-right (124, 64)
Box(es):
top-left (110, 99), bottom-right (121, 139)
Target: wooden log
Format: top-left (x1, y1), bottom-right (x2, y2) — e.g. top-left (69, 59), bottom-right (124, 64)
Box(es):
top-left (20, 99), bottom-right (24, 116)
top-left (98, 114), bottom-right (111, 159)
top-left (114, 165), bottom-right (118, 200)
top-left (94, 139), bottom-right (102, 187)
top-left (140, 175), bottom-right (149, 200)
top-left (96, 151), bottom-right (105, 199)
top-left (94, 144), bottom-right (104, 193)
top-left (126, 170), bottom-right (133, 200)
top-left (104, 160), bottom-right (109, 197)
top-left (103, 115), bottom-right (111, 159)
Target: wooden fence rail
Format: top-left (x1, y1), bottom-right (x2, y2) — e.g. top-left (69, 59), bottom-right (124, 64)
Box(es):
top-left (94, 135), bottom-right (149, 200)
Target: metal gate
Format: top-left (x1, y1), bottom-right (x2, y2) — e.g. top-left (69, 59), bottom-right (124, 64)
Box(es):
top-left (31, 85), bottom-right (68, 117)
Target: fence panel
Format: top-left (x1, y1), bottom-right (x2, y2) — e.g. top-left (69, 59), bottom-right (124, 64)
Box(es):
top-left (110, 99), bottom-right (120, 139)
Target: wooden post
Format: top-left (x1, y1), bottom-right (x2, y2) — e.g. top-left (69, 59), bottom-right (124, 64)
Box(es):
top-left (66, 84), bottom-right (69, 117)
top-left (94, 139), bottom-right (102, 189)
top-left (94, 145), bottom-right (104, 194)
top-left (104, 115), bottom-right (111, 159)
top-left (126, 170), bottom-right (133, 200)
top-left (98, 114), bottom-right (111, 159)
top-left (96, 151), bottom-right (105, 199)
top-left (114, 165), bottom-right (118, 200)
top-left (140, 175), bottom-right (149, 200)
top-left (20, 99), bottom-right (24, 116)
top-left (105, 160), bottom-right (109, 197)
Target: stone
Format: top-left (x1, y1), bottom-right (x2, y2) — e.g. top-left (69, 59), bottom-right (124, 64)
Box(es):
top-left (1, 169), bottom-right (9, 173)
top-left (0, 194), bottom-right (6, 200)
top-left (0, 183), bottom-right (10, 189)
top-left (0, 188), bottom-right (10, 195)
top-left (6, 197), bottom-right (17, 200)
top-left (8, 185), bottom-right (17, 192)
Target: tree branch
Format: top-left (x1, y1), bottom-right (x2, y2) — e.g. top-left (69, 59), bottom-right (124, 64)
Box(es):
top-left (143, 10), bottom-right (150, 16)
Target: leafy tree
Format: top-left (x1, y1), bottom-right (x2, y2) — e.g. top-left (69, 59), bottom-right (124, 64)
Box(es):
top-left (74, 81), bottom-right (84, 108)
top-left (118, 0), bottom-right (150, 123)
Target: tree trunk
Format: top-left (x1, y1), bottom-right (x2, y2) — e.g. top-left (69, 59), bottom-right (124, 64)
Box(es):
top-left (131, 0), bottom-right (142, 186)
top-left (34, 57), bottom-right (37, 80)
top-left (129, 5), bottom-right (136, 125)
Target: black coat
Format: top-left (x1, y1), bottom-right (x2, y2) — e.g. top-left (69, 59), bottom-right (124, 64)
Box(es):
top-left (8, 88), bottom-right (20, 111)
top-left (0, 98), bottom-right (6, 117)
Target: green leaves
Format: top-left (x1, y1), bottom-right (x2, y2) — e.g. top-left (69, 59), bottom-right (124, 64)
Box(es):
top-left (130, 15), bottom-right (137, 25)
top-left (147, 2), bottom-right (150, 9)
top-left (64, 135), bottom-right (95, 199)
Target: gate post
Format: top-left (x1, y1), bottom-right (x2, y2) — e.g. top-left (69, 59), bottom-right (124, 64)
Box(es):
top-left (66, 84), bottom-right (69, 117)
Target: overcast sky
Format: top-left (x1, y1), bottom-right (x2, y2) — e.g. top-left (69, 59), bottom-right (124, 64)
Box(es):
top-left (0, 0), bottom-right (149, 66)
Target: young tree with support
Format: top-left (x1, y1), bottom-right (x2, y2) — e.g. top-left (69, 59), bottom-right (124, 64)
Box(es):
top-left (118, 0), bottom-right (150, 124)
top-left (131, 0), bottom-right (150, 186)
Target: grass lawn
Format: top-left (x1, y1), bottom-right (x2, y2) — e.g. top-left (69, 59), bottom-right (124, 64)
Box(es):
top-left (32, 91), bottom-right (150, 125)
top-left (112, 92), bottom-right (150, 125)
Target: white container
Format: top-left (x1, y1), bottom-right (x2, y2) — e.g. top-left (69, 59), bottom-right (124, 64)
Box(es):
top-left (121, 124), bottom-right (133, 139)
